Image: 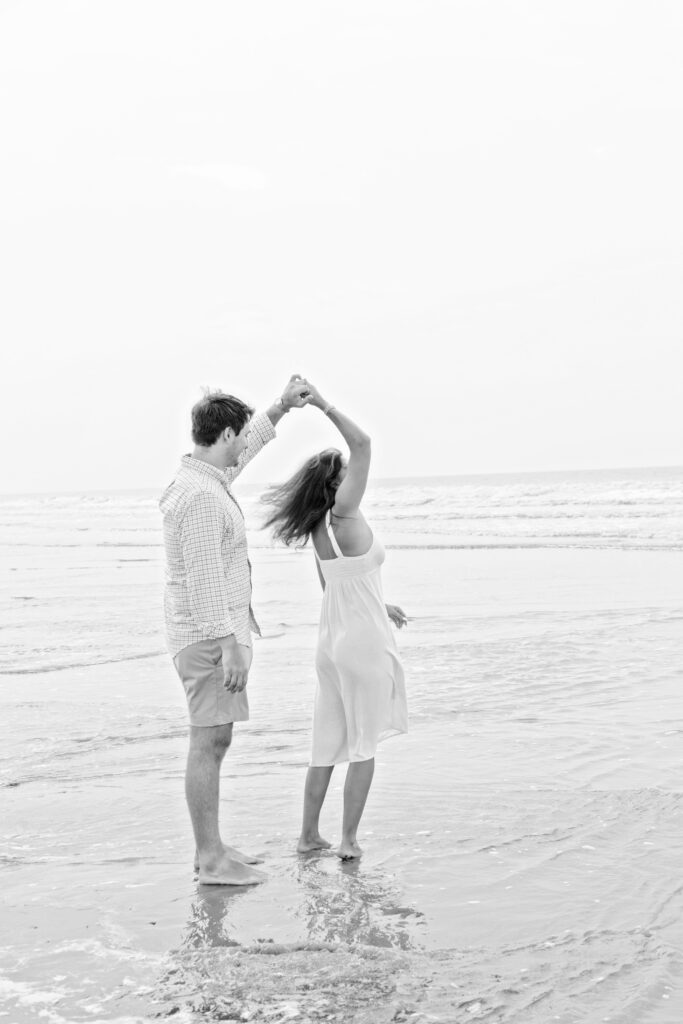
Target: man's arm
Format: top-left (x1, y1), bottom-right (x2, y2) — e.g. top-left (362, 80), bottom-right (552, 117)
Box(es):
top-left (225, 375), bottom-right (312, 484)
top-left (179, 492), bottom-right (236, 640)
top-left (225, 411), bottom-right (276, 484)
top-left (179, 493), bottom-right (251, 691)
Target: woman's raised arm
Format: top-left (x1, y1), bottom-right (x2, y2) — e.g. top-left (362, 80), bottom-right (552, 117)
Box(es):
top-left (304, 382), bottom-right (371, 516)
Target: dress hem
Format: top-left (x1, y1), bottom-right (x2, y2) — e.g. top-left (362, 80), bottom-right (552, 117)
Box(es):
top-left (309, 725), bottom-right (408, 768)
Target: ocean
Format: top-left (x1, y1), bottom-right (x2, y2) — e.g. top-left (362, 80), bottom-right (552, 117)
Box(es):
top-left (1, 466), bottom-right (682, 1023)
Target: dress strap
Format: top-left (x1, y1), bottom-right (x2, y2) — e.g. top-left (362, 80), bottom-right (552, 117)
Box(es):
top-left (327, 512), bottom-right (345, 558)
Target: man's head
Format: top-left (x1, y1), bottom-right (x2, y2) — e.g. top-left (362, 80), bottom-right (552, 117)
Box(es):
top-left (191, 391), bottom-right (255, 468)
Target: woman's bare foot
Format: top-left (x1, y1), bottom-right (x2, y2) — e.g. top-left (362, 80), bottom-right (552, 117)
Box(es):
top-left (194, 844), bottom-right (263, 873)
top-left (335, 839), bottom-right (363, 860)
top-left (297, 833), bottom-right (332, 854)
top-left (198, 852), bottom-right (267, 886)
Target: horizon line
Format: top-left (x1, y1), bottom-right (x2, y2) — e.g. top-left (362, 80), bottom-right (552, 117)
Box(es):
top-left (1, 462), bottom-right (681, 498)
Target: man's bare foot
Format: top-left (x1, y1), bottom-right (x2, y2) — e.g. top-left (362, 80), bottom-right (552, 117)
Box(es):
top-left (297, 834), bottom-right (332, 854)
top-left (335, 839), bottom-right (362, 860)
top-left (198, 853), bottom-right (267, 887)
top-left (194, 844), bottom-right (263, 873)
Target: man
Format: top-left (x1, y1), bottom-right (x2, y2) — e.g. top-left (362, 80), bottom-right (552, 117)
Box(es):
top-left (160, 375), bottom-right (311, 885)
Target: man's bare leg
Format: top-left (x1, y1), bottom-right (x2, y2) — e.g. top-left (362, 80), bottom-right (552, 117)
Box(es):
top-left (298, 765), bottom-right (334, 852)
top-left (337, 757), bottom-right (374, 859)
top-left (186, 723), bottom-right (265, 885)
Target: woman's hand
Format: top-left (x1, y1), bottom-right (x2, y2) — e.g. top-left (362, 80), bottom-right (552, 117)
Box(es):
top-left (298, 379), bottom-right (329, 411)
top-left (386, 604), bottom-right (409, 629)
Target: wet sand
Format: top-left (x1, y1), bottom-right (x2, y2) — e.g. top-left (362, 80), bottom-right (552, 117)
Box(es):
top-left (1, 547), bottom-right (683, 1022)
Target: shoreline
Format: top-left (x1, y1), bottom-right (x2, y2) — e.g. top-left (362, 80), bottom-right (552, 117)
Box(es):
top-left (1, 546), bottom-right (682, 1021)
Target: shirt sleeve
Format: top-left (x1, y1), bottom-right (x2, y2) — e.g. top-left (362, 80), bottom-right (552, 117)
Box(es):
top-left (179, 492), bottom-right (235, 639)
top-left (224, 411), bottom-right (276, 485)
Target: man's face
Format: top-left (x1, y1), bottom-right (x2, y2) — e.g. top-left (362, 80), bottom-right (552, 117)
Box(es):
top-left (225, 420), bottom-right (252, 467)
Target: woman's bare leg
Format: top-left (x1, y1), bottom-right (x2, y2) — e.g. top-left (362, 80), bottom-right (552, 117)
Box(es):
top-left (337, 757), bottom-right (374, 859)
top-left (298, 765), bottom-right (334, 852)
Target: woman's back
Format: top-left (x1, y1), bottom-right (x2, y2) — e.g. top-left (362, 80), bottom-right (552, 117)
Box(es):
top-left (311, 508), bottom-right (373, 560)
top-left (311, 510), bottom-right (407, 766)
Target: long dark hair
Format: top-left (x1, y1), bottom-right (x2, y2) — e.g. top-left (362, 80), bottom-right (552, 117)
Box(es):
top-left (262, 449), bottom-right (343, 546)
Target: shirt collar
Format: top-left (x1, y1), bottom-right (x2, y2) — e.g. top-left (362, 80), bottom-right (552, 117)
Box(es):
top-left (180, 454), bottom-right (229, 484)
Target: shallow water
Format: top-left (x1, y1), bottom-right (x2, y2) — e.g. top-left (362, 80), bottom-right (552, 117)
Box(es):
top-left (1, 473), bottom-right (683, 1022)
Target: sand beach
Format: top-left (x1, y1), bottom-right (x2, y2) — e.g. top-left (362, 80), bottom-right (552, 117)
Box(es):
top-left (1, 469), bottom-right (683, 1022)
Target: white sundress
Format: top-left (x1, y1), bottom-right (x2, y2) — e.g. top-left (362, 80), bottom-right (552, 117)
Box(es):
top-left (311, 518), bottom-right (408, 766)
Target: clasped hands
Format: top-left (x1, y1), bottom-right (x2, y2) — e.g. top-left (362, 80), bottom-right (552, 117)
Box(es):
top-left (279, 374), bottom-right (326, 411)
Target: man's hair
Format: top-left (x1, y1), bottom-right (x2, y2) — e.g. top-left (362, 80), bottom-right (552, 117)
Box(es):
top-left (191, 391), bottom-right (255, 447)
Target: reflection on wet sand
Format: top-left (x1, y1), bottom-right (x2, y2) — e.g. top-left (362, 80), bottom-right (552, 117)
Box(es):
top-left (153, 858), bottom-right (426, 1021)
top-left (297, 853), bottom-right (424, 951)
top-left (180, 885), bottom-right (248, 950)
top-left (179, 855), bottom-right (423, 953)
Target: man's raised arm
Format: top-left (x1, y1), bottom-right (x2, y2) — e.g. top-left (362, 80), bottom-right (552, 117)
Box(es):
top-left (226, 374), bottom-right (311, 483)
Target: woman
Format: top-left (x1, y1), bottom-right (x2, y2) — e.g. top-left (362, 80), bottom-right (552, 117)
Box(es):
top-left (263, 382), bottom-right (408, 859)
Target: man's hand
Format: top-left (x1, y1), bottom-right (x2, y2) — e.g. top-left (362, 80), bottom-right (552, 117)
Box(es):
top-left (386, 604), bottom-right (409, 629)
top-left (220, 636), bottom-right (251, 692)
top-left (280, 374), bottom-right (313, 411)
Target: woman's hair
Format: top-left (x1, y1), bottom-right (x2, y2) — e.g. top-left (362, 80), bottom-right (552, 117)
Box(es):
top-left (262, 449), bottom-right (344, 546)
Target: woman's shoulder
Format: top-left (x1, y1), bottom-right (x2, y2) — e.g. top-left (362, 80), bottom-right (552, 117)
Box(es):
top-left (329, 507), bottom-right (363, 524)
top-left (329, 508), bottom-right (373, 556)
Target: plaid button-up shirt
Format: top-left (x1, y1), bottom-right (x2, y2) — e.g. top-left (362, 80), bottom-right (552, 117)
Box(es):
top-left (160, 412), bottom-right (276, 657)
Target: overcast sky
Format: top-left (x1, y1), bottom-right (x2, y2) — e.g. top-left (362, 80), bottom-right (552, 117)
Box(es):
top-left (1, 1), bottom-right (681, 493)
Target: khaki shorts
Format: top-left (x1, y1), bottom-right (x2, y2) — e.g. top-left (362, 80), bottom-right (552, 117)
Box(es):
top-left (173, 638), bottom-right (252, 727)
